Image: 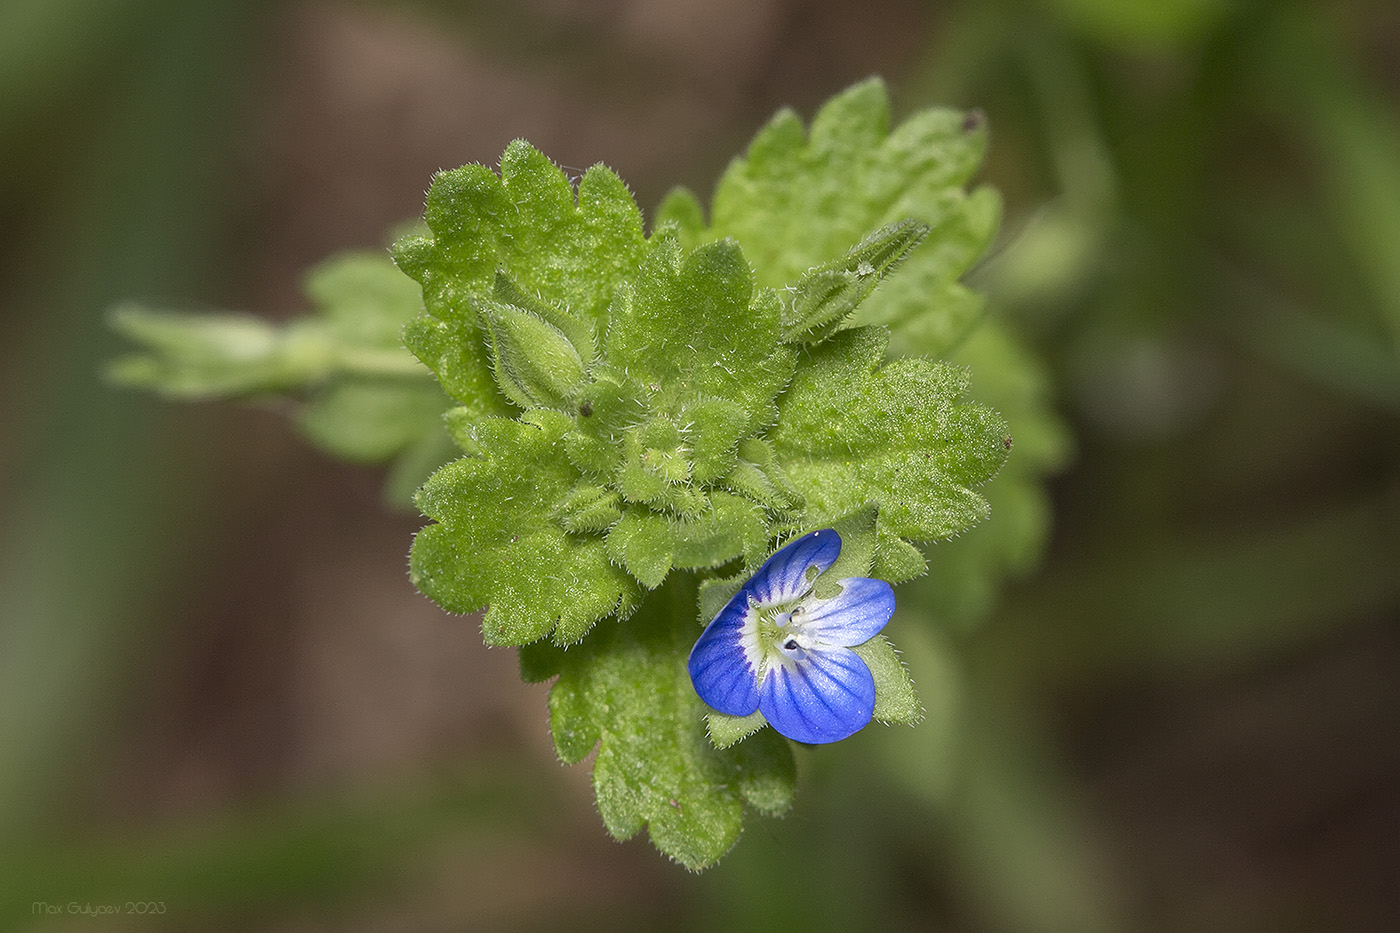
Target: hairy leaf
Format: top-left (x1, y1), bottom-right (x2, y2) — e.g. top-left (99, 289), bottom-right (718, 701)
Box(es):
top-left (604, 235), bottom-right (782, 414)
top-left (411, 410), bottom-right (639, 645)
top-left (394, 141), bottom-right (645, 413)
top-left (770, 327), bottom-right (1011, 541)
top-left (911, 320), bottom-right (1072, 628)
top-left (667, 77), bottom-right (999, 356)
top-left (539, 578), bottom-right (795, 870)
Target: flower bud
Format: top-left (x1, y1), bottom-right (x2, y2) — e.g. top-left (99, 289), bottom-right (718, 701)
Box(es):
top-left (480, 300), bottom-right (586, 409)
top-left (782, 219), bottom-right (930, 342)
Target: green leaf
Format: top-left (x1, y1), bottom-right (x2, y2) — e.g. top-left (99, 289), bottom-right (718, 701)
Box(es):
top-left (769, 327), bottom-right (1011, 541)
top-left (813, 508), bottom-right (924, 726)
top-left (554, 483), bottom-right (624, 535)
top-left (540, 577), bottom-right (795, 870)
top-left (722, 437), bottom-right (803, 515)
top-left (604, 236), bottom-right (782, 413)
top-left (292, 255), bottom-right (454, 478)
top-left (605, 493), bottom-right (767, 589)
top-left (394, 141), bottom-right (646, 411)
top-left (873, 530), bottom-right (928, 584)
top-left (817, 504), bottom-right (881, 588)
top-left (686, 77), bottom-right (998, 356)
top-left (565, 366), bottom-right (650, 477)
top-left (710, 79), bottom-right (984, 281)
top-left (654, 187), bottom-right (706, 246)
top-left (108, 80), bottom-right (1029, 873)
top-left (852, 635), bottom-right (923, 726)
top-left (410, 410), bottom-right (640, 645)
top-left (107, 306), bottom-right (316, 398)
top-left (683, 397), bottom-right (751, 484)
top-left (297, 380), bottom-right (450, 464)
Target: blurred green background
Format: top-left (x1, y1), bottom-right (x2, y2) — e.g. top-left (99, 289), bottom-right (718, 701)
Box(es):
top-left (2, 0), bottom-right (1398, 929)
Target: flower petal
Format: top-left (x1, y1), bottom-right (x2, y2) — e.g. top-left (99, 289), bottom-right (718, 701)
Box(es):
top-left (758, 647), bottom-right (876, 744)
top-left (798, 576), bottom-right (895, 647)
top-left (688, 597), bottom-right (760, 716)
top-left (746, 529), bottom-right (842, 606)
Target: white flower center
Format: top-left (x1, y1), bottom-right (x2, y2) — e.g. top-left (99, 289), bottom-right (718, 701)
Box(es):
top-left (742, 596), bottom-right (821, 678)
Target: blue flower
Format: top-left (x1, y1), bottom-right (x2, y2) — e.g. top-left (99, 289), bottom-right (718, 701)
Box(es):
top-left (687, 529), bottom-right (895, 744)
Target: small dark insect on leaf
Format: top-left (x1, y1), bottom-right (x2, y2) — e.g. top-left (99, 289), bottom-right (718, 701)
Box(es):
top-left (579, 399), bottom-right (593, 417)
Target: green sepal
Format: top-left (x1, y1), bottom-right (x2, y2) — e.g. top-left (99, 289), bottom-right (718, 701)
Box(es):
top-left (697, 572), bottom-right (747, 624)
top-left (722, 461), bottom-right (803, 515)
top-left (606, 512), bottom-right (674, 589)
top-left (724, 437), bottom-right (803, 515)
top-left (490, 269), bottom-right (595, 362)
top-left (541, 577), bottom-right (795, 870)
top-left (615, 423), bottom-right (677, 506)
top-left (632, 418), bottom-right (689, 483)
top-left (615, 463), bottom-right (668, 507)
top-left (707, 710), bottom-right (768, 750)
top-left (852, 635), bottom-right (923, 725)
top-left (873, 531), bottom-right (928, 584)
top-left (814, 504), bottom-right (881, 594)
top-left (782, 219), bottom-right (931, 343)
top-left (410, 410), bottom-right (640, 646)
top-left (613, 418), bottom-right (720, 517)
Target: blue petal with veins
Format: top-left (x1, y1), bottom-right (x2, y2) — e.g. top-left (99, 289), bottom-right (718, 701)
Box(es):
top-left (687, 529), bottom-right (895, 744)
